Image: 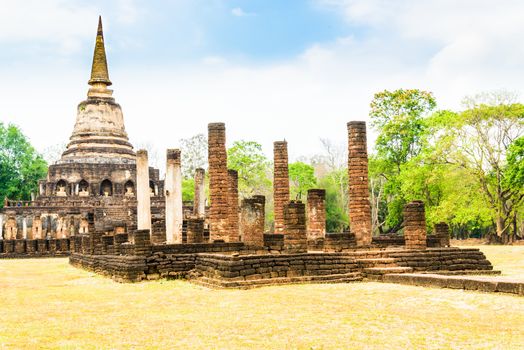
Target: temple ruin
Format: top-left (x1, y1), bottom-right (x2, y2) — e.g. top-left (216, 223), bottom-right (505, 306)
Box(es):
top-left (1, 17), bottom-right (510, 294)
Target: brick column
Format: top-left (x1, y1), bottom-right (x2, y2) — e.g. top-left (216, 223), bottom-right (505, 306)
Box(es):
top-left (227, 169), bottom-right (239, 242)
top-left (283, 201), bottom-right (307, 253)
top-left (186, 217), bottom-right (204, 243)
top-left (193, 168), bottom-right (206, 217)
top-left (208, 123), bottom-right (229, 242)
top-left (240, 195), bottom-right (265, 246)
top-left (434, 222), bottom-right (451, 247)
top-left (136, 150), bottom-right (152, 231)
top-left (165, 149), bottom-right (183, 243)
top-left (307, 189), bottom-right (326, 240)
top-left (404, 201), bottom-right (427, 249)
top-left (347, 121), bottom-right (372, 246)
top-left (273, 141), bottom-right (290, 234)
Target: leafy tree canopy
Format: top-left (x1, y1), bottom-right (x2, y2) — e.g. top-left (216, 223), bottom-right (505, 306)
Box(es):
top-left (227, 141), bottom-right (271, 199)
top-left (288, 161), bottom-right (317, 201)
top-left (0, 123), bottom-right (47, 203)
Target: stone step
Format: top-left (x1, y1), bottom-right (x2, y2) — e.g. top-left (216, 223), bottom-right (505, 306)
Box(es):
top-left (356, 258), bottom-right (398, 268)
top-left (363, 266), bottom-right (414, 281)
top-left (419, 270), bottom-right (501, 276)
top-left (382, 273), bottom-right (524, 296)
top-left (363, 266), bottom-right (413, 275)
top-left (191, 272), bottom-right (363, 289)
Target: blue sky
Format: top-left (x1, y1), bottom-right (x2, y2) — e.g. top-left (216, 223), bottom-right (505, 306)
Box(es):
top-left (2, 1), bottom-right (352, 65)
top-left (1, 0), bottom-right (524, 167)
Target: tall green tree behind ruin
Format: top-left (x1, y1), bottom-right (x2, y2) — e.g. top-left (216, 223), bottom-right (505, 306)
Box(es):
top-left (0, 123), bottom-right (48, 203)
top-left (431, 92), bottom-right (524, 242)
top-left (369, 89), bottom-right (437, 234)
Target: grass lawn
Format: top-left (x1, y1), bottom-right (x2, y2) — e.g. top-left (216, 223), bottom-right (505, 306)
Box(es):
top-left (0, 246), bottom-right (523, 349)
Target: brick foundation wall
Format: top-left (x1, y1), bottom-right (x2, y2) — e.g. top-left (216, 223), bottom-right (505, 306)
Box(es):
top-left (0, 238), bottom-right (70, 258)
top-left (263, 234), bottom-right (284, 253)
top-left (323, 233), bottom-right (356, 252)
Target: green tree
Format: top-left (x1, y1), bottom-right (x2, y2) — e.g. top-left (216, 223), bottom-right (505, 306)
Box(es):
top-left (505, 136), bottom-right (524, 191)
top-left (370, 89), bottom-right (436, 171)
top-left (369, 89), bottom-right (437, 233)
top-left (430, 92), bottom-right (524, 242)
top-left (318, 169), bottom-right (348, 232)
top-left (182, 178), bottom-right (195, 202)
top-left (0, 123), bottom-right (48, 203)
top-left (288, 161), bottom-right (317, 200)
top-left (227, 141), bottom-right (271, 198)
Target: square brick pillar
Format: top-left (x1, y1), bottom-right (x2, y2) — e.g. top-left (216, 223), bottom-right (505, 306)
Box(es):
top-left (186, 217), bottom-right (204, 243)
top-left (404, 201), bottom-right (427, 249)
top-left (129, 229), bottom-right (152, 255)
top-left (283, 201), bottom-right (307, 253)
top-left (227, 169), bottom-right (240, 242)
top-left (307, 189), bottom-right (326, 240)
top-left (240, 195), bottom-right (265, 246)
top-left (434, 222), bottom-right (451, 247)
top-left (347, 121), bottom-right (372, 246)
top-left (273, 141), bottom-right (290, 234)
top-left (193, 168), bottom-right (206, 217)
top-left (208, 123), bottom-right (229, 242)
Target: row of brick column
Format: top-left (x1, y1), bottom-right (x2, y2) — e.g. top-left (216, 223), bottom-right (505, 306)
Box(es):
top-left (133, 121), bottom-right (433, 250)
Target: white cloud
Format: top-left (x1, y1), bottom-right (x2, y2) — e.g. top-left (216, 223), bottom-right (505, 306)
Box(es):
top-left (0, 0), bottom-right (96, 53)
top-left (231, 7), bottom-right (256, 17)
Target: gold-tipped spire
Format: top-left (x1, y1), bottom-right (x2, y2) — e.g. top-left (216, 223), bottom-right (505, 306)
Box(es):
top-left (88, 16), bottom-right (112, 87)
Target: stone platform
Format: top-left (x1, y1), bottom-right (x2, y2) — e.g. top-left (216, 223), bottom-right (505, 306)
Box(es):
top-left (68, 236), bottom-right (497, 291)
top-left (382, 273), bottom-right (524, 296)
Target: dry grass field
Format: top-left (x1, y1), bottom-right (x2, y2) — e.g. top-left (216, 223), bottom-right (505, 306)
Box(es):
top-left (1, 246), bottom-right (523, 349)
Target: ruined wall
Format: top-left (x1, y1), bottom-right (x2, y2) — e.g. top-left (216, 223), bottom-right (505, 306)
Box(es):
top-left (273, 141), bottom-right (289, 234)
top-left (1, 238), bottom-right (70, 257)
top-left (347, 121), bottom-right (372, 246)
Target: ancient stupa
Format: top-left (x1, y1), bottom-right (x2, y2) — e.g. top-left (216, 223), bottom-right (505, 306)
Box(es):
top-left (59, 16), bottom-right (135, 164)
